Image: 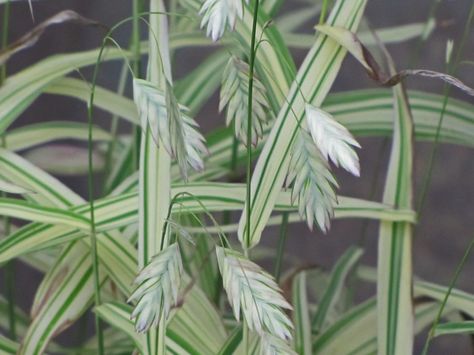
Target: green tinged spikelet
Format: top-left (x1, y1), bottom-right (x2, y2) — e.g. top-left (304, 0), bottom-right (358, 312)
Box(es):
top-left (133, 78), bottom-right (207, 180)
top-left (128, 243), bottom-right (183, 333)
top-left (220, 56), bottom-right (270, 147)
top-left (199, 0), bottom-right (249, 41)
top-left (286, 130), bottom-right (338, 232)
top-left (216, 246), bottom-right (293, 341)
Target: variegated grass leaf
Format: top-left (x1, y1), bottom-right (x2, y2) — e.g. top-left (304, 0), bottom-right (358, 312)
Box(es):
top-left (133, 78), bottom-right (207, 180)
top-left (286, 130), bottom-right (338, 232)
top-left (199, 0), bottom-right (249, 41)
top-left (0, 177), bottom-right (34, 194)
top-left (219, 56), bottom-right (270, 146)
top-left (128, 243), bottom-right (184, 333)
top-left (216, 246), bottom-right (293, 341)
top-left (305, 104), bottom-right (361, 177)
top-left (260, 333), bottom-right (297, 355)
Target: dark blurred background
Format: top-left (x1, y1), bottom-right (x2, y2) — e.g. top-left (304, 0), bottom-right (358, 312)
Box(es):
top-left (1, 0), bottom-right (473, 353)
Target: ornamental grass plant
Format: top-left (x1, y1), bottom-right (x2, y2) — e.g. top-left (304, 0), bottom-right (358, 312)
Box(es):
top-left (0, 0), bottom-right (473, 354)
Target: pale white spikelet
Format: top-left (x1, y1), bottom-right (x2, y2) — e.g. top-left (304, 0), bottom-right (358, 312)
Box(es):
top-left (216, 246), bottom-right (293, 340)
top-left (133, 78), bottom-right (207, 180)
top-left (128, 243), bottom-right (183, 333)
top-left (219, 56), bottom-right (270, 146)
top-left (199, 0), bottom-right (248, 41)
top-left (260, 333), bottom-right (298, 355)
top-left (305, 104), bottom-right (361, 177)
top-left (287, 131), bottom-right (338, 232)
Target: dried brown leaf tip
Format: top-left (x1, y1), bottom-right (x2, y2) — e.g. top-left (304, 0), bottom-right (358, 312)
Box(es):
top-left (0, 10), bottom-right (103, 66)
top-left (316, 25), bottom-right (474, 97)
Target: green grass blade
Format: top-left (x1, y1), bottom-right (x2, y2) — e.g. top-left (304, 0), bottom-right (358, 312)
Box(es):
top-left (292, 271), bottom-right (312, 355)
top-left (312, 247), bottom-right (363, 334)
top-left (283, 21), bottom-right (435, 49)
top-left (313, 298), bottom-right (453, 355)
top-left (4, 121), bottom-right (110, 152)
top-left (38, 85), bottom-right (474, 156)
top-left (0, 335), bottom-right (18, 354)
top-left (327, 90), bottom-right (474, 147)
top-left (0, 295), bottom-right (29, 337)
top-left (415, 280), bottom-right (474, 319)
top-left (45, 77), bottom-right (139, 125)
top-left (180, 214), bottom-right (219, 303)
top-left (0, 48), bottom-right (129, 133)
top-left (0, 148), bottom-right (135, 354)
top-left (434, 321), bottom-right (474, 338)
top-left (0, 185), bottom-right (416, 264)
top-left (98, 296), bottom-right (226, 355)
top-left (218, 326), bottom-right (243, 355)
top-left (0, 198), bottom-right (89, 230)
top-left (96, 302), bottom-right (144, 352)
top-left (359, 266), bottom-right (474, 319)
top-left (137, 1), bottom-right (172, 352)
top-left (0, 149), bottom-right (83, 207)
top-left (376, 84), bottom-right (415, 355)
top-left (313, 298), bottom-right (376, 354)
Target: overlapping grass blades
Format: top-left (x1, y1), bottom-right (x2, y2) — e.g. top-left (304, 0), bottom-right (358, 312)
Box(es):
top-left (237, 0), bottom-right (368, 248)
top-left (0, 0), bottom-right (473, 353)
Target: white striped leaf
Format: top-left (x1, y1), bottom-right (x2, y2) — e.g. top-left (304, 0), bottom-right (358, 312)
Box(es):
top-left (375, 70), bottom-right (415, 355)
top-left (4, 121), bottom-right (111, 152)
top-left (237, 0), bottom-right (368, 248)
top-left (434, 321), bottom-right (474, 338)
top-left (292, 271), bottom-right (311, 355)
top-left (282, 21), bottom-right (436, 49)
top-left (0, 185), bottom-right (417, 264)
top-left (0, 335), bottom-right (18, 354)
top-left (312, 247), bottom-right (363, 334)
top-left (0, 178), bottom-right (33, 194)
top-left (0, 47), bottom-right (128, 133)
top-left (312, 298), bottom-right (453, 354)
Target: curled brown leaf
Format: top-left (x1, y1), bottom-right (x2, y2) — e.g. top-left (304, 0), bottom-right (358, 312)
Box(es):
top-left (316, 24), bottom-right (474, 97)
top-left (0, 10), bottom-right (103, 66)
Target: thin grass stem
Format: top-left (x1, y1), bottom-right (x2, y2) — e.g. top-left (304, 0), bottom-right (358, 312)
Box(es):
top-left (104, 0), bottom-right (143, 183)
top-left (86, 39), bottom-right (111, 355)
top-left (319, 0), bottom-right (331, 25)
top-left (132, 0), bottom-right (143, 77)
top-left (419, 4), bottom-right (474, 353)
top-left (274, 212), bottom-right (289, 282)
top-left (243, 1), bottom-right (262, 349)
top-left (409, 0), bottom-right (440, 66)
top-left (421, 235), bottom-right (474, 355)
top-left (223, 135), bottom-right (239, 225)
top-left (87, 98), bottom-right (105, 355)
top-left (131, 0), bottom-right (143, 172)
top-left (103, 61), bottom-right (128, 188)
top-left (417, 3), bottom-right (474, 215)
top-left (245, 0), bottom-right (261, 250)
